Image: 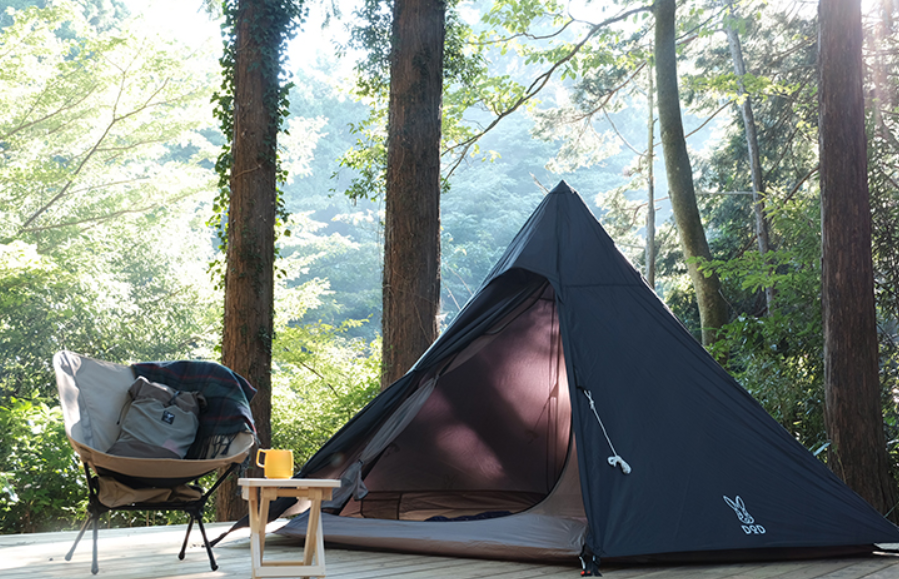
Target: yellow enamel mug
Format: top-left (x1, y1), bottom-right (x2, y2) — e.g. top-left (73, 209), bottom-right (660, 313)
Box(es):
top-left (256, 448), bottom-right (293, 479)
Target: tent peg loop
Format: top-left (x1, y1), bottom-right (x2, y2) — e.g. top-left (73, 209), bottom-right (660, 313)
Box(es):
top-left (579, 546), bottom-right (601, 576)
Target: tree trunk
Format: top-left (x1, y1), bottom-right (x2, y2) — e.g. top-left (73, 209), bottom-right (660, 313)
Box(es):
top-left (646, 61), bottom-right (656, 289)
top-left (381, 0), bottom-right (445, 389)
top-left (724, 3), bottom-right (774, 314)
top-left (819, 0), bottom-right (896, 517)
top-left (654, 0), bottom-right (728, 346)
top-left (217, 0), bottom-right (280, 520)
top-left (724, 2), bottom-right (774, 314)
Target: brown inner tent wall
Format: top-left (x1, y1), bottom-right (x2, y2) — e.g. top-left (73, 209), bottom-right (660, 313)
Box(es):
top-left (276, 280), bottom-right (588, 562)
top-left (337, 284), bottom-right (574, 521)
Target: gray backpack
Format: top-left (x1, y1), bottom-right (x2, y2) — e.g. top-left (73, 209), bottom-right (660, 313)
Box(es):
top-left (107, 377), bottom-right (206, 459)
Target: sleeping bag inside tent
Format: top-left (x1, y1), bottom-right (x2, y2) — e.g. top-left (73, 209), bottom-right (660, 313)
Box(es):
top-left (272, 181), bottom-right (899, 565)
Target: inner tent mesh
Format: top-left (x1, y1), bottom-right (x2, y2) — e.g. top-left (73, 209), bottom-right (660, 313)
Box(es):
top-left (342, 285), bottom-right (572, 521)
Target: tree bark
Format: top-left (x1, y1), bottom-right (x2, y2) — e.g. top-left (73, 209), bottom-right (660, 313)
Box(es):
top-left (725, 3), bottom-right (774, 314)
top-left (381, 0), bottom-right (445, 389)
top-left (819, 0), bottom-right (896, 517)
top-left (646, 60), bottom-right (656, 289)
top-left (217, 0), bottom-right (280, 520)
top-left (654, 0), bottom-right (728, 346)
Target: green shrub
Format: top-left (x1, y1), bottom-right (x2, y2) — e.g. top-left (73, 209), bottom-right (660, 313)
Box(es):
top-left (0, 396), bottom-right (84, 533)
top-left (272, 322), bottom-right (381, 467)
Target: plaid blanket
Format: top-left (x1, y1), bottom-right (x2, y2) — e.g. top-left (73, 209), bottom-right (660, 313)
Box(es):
top-left (132, 360), bottom-right (256, 458)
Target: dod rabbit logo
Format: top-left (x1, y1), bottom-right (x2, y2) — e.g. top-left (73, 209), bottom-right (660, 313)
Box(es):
top-left (723, 496), bottom-right (766, 535)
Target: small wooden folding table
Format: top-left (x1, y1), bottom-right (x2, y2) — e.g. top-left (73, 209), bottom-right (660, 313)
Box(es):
top-left (238, 478), bottom-right (341, 578)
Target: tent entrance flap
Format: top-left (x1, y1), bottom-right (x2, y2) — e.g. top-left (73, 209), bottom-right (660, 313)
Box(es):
top-left (341, 283), bottom-right (573, 521)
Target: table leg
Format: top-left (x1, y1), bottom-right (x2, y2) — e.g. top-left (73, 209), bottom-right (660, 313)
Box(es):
top-left (247, 487), bottom-right (263, 579)
top-left (259, 488), bottom-right (277, 563)
top-left (303, 488), bottom-right (322, 567)
top-left (239, 481), bottom-right (334, 578)
top-left (314, 493), bottom-right (326, 572)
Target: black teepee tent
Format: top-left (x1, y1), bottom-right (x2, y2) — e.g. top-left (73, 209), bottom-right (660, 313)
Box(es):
top-left (271, 181), bottom-right (899, 568)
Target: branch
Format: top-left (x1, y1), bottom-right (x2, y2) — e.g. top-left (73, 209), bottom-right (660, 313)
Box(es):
top-left (684, 100), bottom-right (732, 140)
top-left (563, 61), bottom-right (647, 125)
top-left (676, 5), bottom-right (727, 43)
top-left (295, 360), bottom-right (340, 398)
top-left (472, 17), bottom-right (574, 46)
top-left (531, 173), bottom-right (550, 192)
top-left (16, 119), bottom-right (118, 233)
top-left (18, 205), bottom-right (159, 234)
top-left (96, 137), bottom-right (170, 154)
top-left (16, 188), bottom-right (196, 235)
top-left (15, 61), bottom-right (181, 233)
top-left (604, 108), bottom-right (642, 156)
top-left (66, 177), bottom-right (151, 196)
top-left (2, 82), bottom-right (101, 142)
top-left (781, 165), bottom-right (819, 204)
top-left (442, 4), bottom-right (653, 179)
top-left (765, 89), bottom-right (812, 177)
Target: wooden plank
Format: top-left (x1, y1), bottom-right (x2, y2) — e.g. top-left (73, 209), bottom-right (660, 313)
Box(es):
top-left (804, 556), bottom-right (899, 579)
top-left (858, 558), bottom-right (899, 579)
top-left (237, 478), bottom-right (340, 488)
top-left (621, 563), bottom-right (755, 579)
top-left (4, 524), bottom-right (899, 579)
top-left (714, 559), bottom-right (861, 579)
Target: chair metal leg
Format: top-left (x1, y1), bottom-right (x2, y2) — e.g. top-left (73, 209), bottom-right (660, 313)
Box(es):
top-left (179, 506), bottom-right (218, 571)
top-left (66, 508), bottom-right (101, 574)
top-left (66, 462), bottom-right (236, 573)
top-left (196, 515), bottom-right (219, 571)
top-left (66, 462), bottom-right (104, 574)
top-left (91, 514), bottom-right (99, 575)
top-left (65, 513), bottom-right (93, 561)
top-left (179, 516), bottom-right (195, 560)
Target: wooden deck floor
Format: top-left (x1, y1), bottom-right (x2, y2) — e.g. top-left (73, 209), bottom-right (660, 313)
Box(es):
top-left (2, 521), bottom-right (899, 579)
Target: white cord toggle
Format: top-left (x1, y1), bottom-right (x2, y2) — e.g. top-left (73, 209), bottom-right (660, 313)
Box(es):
top-left (607, 455), bottom-right (632, 474)
top-left (583, 389), bottom-right (632, 475)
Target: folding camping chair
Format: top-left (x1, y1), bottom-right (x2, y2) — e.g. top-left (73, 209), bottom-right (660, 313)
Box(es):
top-left (53, 350), bottom-right (256, 574)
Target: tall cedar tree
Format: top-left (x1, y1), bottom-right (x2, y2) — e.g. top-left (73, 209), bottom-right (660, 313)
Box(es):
top-left (654, 0), bottom-right (728, 346)
top-left (818, 0), bottom-right (896, 516)
top-left (381, 0), bottom-right (446, 388)
top-left (217, 0), bottom-right (280, 520)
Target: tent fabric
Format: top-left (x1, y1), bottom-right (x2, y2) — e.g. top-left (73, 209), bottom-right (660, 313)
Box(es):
top-left (272, 181), bottom-right (899, 563)
top-left (278, 511), bottom-right (587, 562)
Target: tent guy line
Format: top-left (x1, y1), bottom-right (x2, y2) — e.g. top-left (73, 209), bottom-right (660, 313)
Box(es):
top-left (581, 389), bottom-right (631, 475)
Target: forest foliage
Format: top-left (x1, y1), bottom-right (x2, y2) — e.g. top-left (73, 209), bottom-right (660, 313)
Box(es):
top-left (2, 0), bottom-right (899, 532)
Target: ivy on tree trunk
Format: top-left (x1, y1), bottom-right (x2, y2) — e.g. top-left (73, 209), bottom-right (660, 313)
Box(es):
top-left (212, 0), bottom-right (304, 521)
